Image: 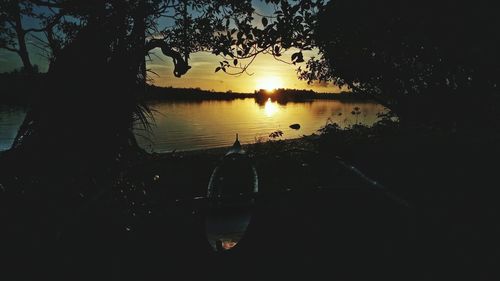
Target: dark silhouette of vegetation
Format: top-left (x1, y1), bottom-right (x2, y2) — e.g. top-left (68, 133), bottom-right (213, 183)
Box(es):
top-left (146, 85), bottom-right (359, 104)
top-left (0, 0), bottom-right (64, 72)
top-left (1, 80), bottom-right (359, 105)
top-left (300, 0), bottom-right (500, 129)
top-left (145, 85), bottom-right (252, 101)
top-left (254, 87), bottom-right (367, 104)
top-left (295, 2), bottom-right (500, 279)
top-left (0, 71), bottom-right (45, 104)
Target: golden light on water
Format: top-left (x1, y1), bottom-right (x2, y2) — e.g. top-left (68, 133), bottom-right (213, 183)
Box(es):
top-left (263, 98), bottom-right (279, 117)
top-left (256, 76), bottom-right (285, 92)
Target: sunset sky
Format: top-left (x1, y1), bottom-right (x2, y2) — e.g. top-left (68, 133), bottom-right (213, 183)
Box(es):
top-left (146, 48), bottom-right (341, 93)
top-left (0, 1), bottom-right (343, 93)
top-left (0, 41), bottom-right (340, 93)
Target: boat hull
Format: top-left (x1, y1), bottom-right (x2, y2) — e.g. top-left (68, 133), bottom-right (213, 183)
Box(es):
top-left (205, 149), bottom-right (258, 251)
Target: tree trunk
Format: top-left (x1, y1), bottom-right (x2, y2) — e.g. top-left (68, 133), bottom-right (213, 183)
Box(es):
top-left (13, 4), bottom-right (33, 73)
top-left (3, 10), bottom-right (148, 181)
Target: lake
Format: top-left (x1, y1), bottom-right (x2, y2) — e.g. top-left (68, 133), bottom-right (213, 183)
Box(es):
top-left (0, 105), bottom-right (27, 151)
top-left (0, 99), bottom-right (386, 152)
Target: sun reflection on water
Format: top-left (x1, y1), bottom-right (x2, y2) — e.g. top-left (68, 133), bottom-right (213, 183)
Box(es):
top-left (263, 98), bottom-right (279, 117)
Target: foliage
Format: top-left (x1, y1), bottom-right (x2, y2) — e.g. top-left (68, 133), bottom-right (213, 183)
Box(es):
top-left (2, 1), bottom-right (328, 77)
top-left (299, 0), bottom-right (500, 127)
top-left (317, 113), bottom-right (400, 156)
top-left (144, 0), bottom-right (326, 77)
top-left (1, 0), bottom-right (36, 71)
top-left (269, 130), bottom-right (284, 139)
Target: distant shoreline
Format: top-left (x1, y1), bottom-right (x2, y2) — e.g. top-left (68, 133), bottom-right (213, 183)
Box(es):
top-left (145, 85), bottom-right (374, 103)
top-left (0, 72), bottom-right (374, 104)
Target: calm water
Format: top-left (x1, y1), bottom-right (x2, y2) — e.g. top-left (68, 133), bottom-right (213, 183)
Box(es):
top-left (0, 105), bottom-right (27, 151)
top-left (0, 99), bottom-right (386, 152)
top-left (136, 98), bottom-right (385, 152)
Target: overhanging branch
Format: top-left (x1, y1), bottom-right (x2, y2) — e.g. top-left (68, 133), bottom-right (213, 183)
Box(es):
top-left (145, 39), bottom-right (191, 78)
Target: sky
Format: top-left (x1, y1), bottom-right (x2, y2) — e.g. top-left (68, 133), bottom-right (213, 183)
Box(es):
top-left (0, 0), bottom-right (342, 93)
top-left (146, 48), bottom-right (341, 93)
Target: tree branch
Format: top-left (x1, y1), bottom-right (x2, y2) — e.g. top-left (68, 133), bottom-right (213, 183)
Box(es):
top-left (145, 39), bottom-right (191, 78)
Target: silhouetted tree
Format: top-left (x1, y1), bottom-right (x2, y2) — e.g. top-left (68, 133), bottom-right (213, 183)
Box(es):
top-left (0, 0), bottom-right (66, 71)
top-left (2, 0), bottom-right (326, 180)
top-left (0, 0), bottom-right (38, 72)
top-left (300, 0), bottom-right (500, 128)
top-left (2, 1), bottom-right (163, 179)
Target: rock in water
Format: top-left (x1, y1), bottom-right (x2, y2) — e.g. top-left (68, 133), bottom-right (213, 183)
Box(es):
top-left (289, 123), bottom-right (301, 130)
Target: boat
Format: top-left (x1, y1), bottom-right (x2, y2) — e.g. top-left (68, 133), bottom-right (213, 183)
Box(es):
top-left (205, 134), bottom-right (258, 251)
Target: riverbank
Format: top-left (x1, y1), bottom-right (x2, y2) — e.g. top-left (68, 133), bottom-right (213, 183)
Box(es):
top-left (153, 122), bottom-right (500, 280)
top-left (92, 121), bottom-right (500, 280)
top-left (1, 121), bottom-right (499, 279)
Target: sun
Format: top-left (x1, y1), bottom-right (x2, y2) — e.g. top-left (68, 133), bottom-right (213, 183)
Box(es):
top-left (256, 76), bottom-right (285, 92)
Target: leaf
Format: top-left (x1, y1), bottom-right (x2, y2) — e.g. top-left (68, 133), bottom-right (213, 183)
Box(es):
top-left (262, 17), bottom-right (268, 27)
top-left (274, 45), bottom-right (280, 55)
top-left (291, 51), bottom-right (304, 63)
top-left (215, 67), bottom-right (221, 73)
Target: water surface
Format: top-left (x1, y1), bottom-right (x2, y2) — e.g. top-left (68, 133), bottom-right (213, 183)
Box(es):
top-left (0, 105), bottom-right (26, 151)
top-left (0, 99), bottom-right (386, 152)
top-left (136, 98), bottom-right (385, 152)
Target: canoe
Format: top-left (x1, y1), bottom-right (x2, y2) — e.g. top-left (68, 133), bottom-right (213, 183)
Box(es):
top-left (205, 135), bottom-right (258, 251)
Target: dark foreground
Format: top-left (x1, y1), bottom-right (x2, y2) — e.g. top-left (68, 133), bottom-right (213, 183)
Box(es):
top-left (0, 128), bottom-right (498, 280)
